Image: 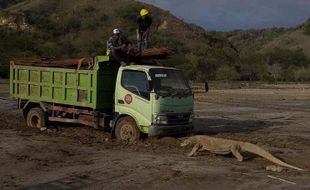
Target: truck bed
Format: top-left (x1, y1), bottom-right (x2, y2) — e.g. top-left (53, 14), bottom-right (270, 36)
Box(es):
top-left (10, 56), bottom-right (118, 110)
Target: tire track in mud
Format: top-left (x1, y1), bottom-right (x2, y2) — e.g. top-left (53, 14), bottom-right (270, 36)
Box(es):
top-left (196, 100), bottom-right (310, 113)
top-left (0, 92), bottom-right (16, 112)
top-left (0, 100), bottom-right (16, 112)
top-left (24, 171), bottom-right (127, 190)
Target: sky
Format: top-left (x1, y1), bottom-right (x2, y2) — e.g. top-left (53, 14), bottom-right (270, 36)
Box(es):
top-left (138, 0), bottom-right (310, 31)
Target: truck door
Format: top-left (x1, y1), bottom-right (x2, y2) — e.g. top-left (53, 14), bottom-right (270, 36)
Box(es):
top-left (115, 69), bottom-right (152, 133)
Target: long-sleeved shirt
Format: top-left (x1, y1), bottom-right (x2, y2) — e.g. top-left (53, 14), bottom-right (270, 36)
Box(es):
top-left (107, 35), bottom-right (129, 50)
top-left (137, 15), bottom-right (153, 32)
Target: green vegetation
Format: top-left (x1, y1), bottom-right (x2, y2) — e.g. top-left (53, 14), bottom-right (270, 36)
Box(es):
top-left (0, 0), bottom-right (23, 9)
top-left (223, 28), bottom-right (287, 56)
top-left (237, 48), bottom-right (310, 82)
top-left (303, 18), bottom-right (310, 36)
top-left (0, 0), bottom-right (310, 82)
top-left (216, 66), bottom-right (239, 81)
top-left (0, 27), bottom-right (39, 78)
top-left (294, 67), bottom-right (310, 81)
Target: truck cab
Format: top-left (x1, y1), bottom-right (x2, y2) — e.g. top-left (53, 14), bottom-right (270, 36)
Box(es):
top-left (114, 65), bottom-right (194, 141)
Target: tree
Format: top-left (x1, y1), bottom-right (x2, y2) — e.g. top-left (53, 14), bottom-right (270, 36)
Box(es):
top-left (238, 53), bottom-right (266, 81)
top-left (0, 0), bottom-right (24, 9)
top-left (303, 18), bottom-right (310, 36)
top-left (216, 66), bottom-right (239, 81)
top-left (294, 67), bottom-right (310, 81)
top-left (267, 64), bottom-right (282, 82)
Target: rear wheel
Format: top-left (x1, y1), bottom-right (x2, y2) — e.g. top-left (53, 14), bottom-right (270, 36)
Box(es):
top-left (26, 107), bottom-right (46, 129)
top-left (115, 116), bottom-right (141, 142)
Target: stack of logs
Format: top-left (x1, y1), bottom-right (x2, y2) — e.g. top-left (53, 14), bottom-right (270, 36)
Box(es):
top-left (12, 47), bottom-right (173, 69)
top-left (13, 58), bottom-right (94, 69)
top-left (136, 47), bottom-right (173, 59)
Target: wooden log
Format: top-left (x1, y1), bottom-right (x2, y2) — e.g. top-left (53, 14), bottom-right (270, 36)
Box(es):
top-left (13, 58), bottom-right (94, 69)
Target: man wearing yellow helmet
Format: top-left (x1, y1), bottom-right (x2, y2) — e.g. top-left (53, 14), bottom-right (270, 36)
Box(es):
top-left (137, 8), bottom-right (153, 51)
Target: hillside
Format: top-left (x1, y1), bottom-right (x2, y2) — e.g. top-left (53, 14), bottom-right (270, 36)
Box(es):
top-left (224, 21), bottom-right (310, 55)
top-left (218, 21), bottom-right (310, 82)
top-left (261, 28), bottom-right (310, 55)
top-left (0, 0), bottom-right (24, 9)
top-left (0, 0), bottom-right (309, 82)
top-left (0, 0), bottom-right (238, 80)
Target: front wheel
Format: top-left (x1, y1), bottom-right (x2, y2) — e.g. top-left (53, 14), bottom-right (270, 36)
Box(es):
top-left (115, 116), bottom-right (141, 142)
top-left (26, 107), bottom-right (46, 129)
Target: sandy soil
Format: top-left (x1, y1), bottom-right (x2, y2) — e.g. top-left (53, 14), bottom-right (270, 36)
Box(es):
top-left (1, 79), bottom-right (310, 190)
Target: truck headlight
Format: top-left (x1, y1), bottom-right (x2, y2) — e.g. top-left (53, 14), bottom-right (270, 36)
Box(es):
top-left (153, 114), bottom-right (168, 125)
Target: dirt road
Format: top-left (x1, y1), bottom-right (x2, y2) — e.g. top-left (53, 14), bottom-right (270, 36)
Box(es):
top-left (1, 80), bottom-right (310, 190)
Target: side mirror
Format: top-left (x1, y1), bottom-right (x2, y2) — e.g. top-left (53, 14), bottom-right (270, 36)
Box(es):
top-left (147, 80), bottom-right (153, 92)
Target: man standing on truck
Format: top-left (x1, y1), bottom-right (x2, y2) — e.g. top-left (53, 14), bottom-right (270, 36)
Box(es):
top-left (137, 9), bottom-right (153, 51)
top-left (107, 29), bottom-right (132, 63)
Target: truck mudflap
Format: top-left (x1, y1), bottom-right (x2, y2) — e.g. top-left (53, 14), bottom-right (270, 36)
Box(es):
top-left (148, 124), bottom-right (194, 137)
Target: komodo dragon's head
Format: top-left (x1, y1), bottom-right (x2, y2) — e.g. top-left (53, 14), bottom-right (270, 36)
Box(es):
top-left (180, 139), bottom-right (193, 147)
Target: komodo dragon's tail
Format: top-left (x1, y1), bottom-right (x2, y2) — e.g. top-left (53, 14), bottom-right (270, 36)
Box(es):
top-left (241, 142), bottom-right (304, 171)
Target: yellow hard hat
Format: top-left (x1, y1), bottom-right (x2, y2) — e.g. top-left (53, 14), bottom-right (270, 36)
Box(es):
top-left (140, 9), bottom-right (149, 16)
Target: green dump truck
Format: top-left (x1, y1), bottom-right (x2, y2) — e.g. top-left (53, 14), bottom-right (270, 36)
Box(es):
top-left (10, 56), bottom-right (194, 141)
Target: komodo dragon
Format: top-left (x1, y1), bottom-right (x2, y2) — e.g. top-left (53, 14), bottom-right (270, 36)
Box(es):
top-left (181, 135), bottom-right (304, 171)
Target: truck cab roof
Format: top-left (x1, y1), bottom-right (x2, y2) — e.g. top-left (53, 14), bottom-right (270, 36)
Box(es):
top-left (120, 65), bottom-right (177, 72)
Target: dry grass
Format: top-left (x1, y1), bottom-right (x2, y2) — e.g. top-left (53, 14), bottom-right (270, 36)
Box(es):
top-left (261, 30), bottom-right (310, 55)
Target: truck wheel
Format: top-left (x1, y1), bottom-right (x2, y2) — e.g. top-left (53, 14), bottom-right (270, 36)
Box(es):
top-left (115, 116), bottom-right (141, 142)
top-left (26, 107), bottom-right (46, 129)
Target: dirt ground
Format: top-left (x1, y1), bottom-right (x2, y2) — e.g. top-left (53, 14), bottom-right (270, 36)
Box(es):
top-left (1, 79), bottom-right (310, 190)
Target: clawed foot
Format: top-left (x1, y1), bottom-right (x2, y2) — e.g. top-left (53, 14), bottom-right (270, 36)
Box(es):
top-left (187, 153), bottom-right (195, 157)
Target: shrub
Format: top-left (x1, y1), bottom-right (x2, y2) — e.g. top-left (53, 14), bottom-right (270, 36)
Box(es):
top-left (81, 18), bottom-right (100, 30)
top-left (281, 65), bottom-right (298, 81)
top-left (267, 64), bottom-right (282, 82)
top-left (304, 25), bottom-right (310, 36)
top-left (238, 53), bottom-right (265, 81)
top-left (83, 5), bottom-right (96, 13)
top-left (294, 67), bottom-right (310, 81)
top-left (63, 17), bottom-right (81, 33)
top-left (216, 66), bottom-right (240, 81)
top-left (0, 65), bottom-right (9, 78)
top-left (25, 11), bottom-right (62, 38)
top-left (303, 19), bottom-right (310, 36)
top-left (0, 55), bottom-right (9, 78)
top-left (265, 48), bottom-right (309, 68)
top-left (0, 0), bottom-right (24, 9)
top-left (114, 3), bottom-right (141, 21)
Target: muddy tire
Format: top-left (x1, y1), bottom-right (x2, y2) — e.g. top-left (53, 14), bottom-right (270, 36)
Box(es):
top-left (115, 116), bottom-right (141, 142)
top-left (26, 107), bottom-right (46, 129)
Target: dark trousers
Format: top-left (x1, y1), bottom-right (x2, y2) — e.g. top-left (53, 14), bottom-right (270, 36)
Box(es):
top-left (137, 29), bottom-right (149, 51)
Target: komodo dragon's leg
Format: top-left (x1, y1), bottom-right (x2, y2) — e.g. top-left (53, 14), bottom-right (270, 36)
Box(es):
top-left (188, 144), bottom-right (201, 157)
top-left (231, 144), bottom-right (244, 162)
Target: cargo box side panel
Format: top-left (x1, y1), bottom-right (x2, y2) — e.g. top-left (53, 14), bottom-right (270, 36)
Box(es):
top-left (10, 64), bottom-right (98, 109)
top-left (76, 71), bottom-right (96, 108)
top-left (96, 62), bottom-right (118, 110)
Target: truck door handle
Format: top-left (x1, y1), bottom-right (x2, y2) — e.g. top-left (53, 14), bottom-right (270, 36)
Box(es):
top-left (118, 100), bottom-right (124, 104)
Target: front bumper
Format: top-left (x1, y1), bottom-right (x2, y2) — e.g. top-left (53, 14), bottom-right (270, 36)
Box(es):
top-left (148, 123), bottom-right (194, 137)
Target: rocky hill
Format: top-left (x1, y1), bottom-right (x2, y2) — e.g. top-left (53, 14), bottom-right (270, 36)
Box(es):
top-left (0, 0), bottom-right (309, 81)
top-left (223, 19), bottom-right (310, 55)
top-left (0, 0), bottom-right (239, 80)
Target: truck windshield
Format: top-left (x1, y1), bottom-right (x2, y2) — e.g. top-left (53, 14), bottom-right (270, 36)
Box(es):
top-left (149, 68), bottom-right (191, 97)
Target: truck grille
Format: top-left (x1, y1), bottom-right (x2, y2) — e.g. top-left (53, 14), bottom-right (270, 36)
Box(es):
top-left (167, 113), bottom-right (190, 125)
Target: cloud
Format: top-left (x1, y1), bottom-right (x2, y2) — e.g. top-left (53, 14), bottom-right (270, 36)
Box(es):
top-left (139, 0), bottom-right (310, 31)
